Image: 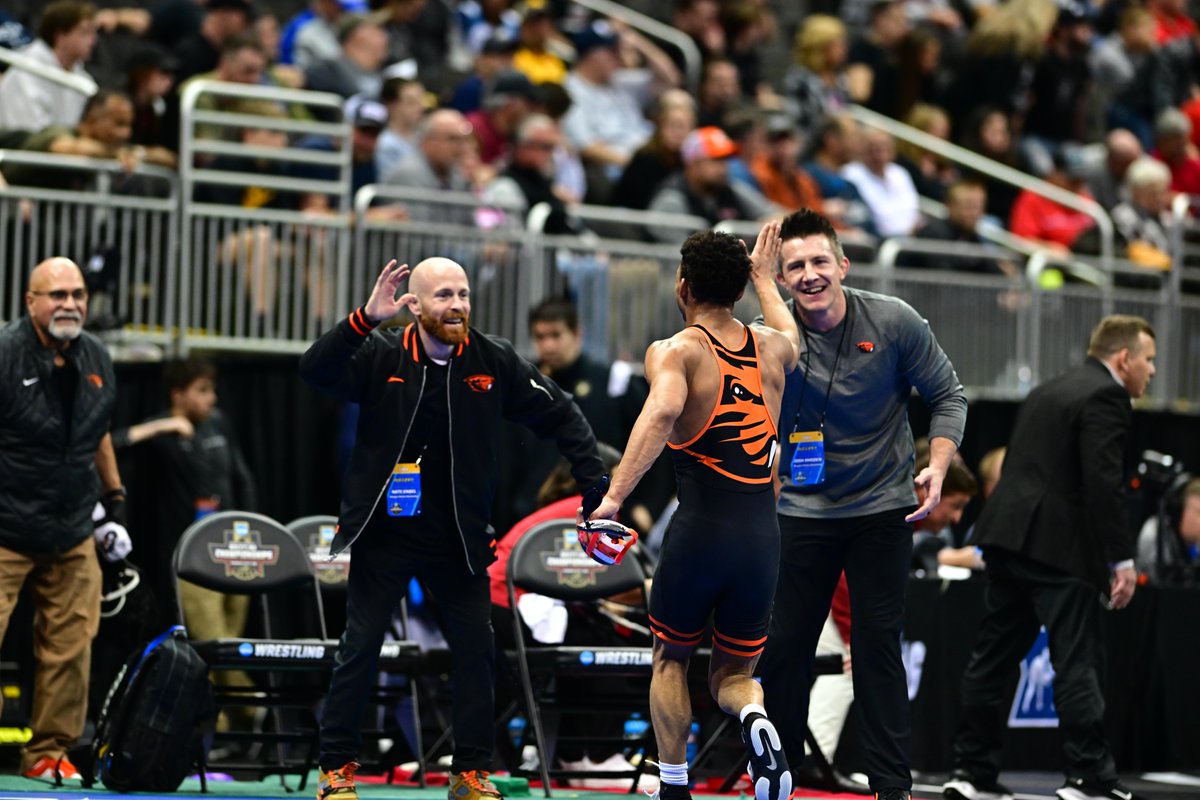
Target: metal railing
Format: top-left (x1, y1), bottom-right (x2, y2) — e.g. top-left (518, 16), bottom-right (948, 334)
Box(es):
top-left (0, 46), bottom-right (97, 97)
top-left (570, 0), bottom-right (702, 94)
top-left (177, 80), bottom-right (355, 354)
top-left (3, 160), bottom-right (1197, 410)
top-left (848, 104), bottom-right (1116, 272)
top-left (0, 151), bottom-right (179, 348)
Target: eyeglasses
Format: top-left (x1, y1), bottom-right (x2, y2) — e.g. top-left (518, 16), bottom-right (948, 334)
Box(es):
top-left (30, 289), bottom-right (88, 302)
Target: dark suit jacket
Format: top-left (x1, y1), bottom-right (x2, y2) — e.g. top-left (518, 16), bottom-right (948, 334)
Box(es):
top-left (974, 358), bottom-right (1135, 590)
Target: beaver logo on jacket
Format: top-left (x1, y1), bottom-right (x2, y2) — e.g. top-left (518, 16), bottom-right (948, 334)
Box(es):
top-left (465, 374), bottom-right (495, 392)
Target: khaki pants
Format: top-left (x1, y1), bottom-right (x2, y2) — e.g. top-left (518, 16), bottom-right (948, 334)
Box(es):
top-left (0, 538), bottom-right (101, 772)
top-left (179, 580), bottom-right (255, 730)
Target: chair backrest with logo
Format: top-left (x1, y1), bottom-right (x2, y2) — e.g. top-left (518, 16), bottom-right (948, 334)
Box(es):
top-left (173, 510), bottom-right (328, 640)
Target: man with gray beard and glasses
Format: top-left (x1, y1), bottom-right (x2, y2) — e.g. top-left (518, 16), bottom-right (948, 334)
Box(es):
top-left (0, 256), bottom-right (126, 783)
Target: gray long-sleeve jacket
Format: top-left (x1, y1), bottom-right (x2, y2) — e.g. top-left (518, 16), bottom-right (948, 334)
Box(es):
top-left (762, 287), bottom-right (967, 518)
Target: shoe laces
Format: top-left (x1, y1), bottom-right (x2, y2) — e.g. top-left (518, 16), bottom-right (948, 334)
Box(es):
top-left (460, 770), bottom-right (500, 795)
top-left (324, 762), bottom-right (360, 786)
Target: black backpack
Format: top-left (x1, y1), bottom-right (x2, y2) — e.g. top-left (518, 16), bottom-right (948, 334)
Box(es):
top-left (92, 625), bottom-right (215, 792)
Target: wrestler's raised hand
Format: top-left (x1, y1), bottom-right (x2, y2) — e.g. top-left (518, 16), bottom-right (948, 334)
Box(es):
top-left (748, 219), bottom-right (782, 287)
top-left (364, 259), bottom-right (411, 324)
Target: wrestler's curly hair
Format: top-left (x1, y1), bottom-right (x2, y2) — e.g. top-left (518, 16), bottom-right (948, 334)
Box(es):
top-left (679, 230), bottom-right (751, 307)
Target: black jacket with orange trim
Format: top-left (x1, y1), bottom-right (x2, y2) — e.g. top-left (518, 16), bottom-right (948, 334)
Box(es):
top-left (299, 308), bottom-right (606, 574)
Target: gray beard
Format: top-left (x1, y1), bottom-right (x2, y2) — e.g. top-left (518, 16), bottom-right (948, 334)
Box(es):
top-left (48, 319), bottom-right (83, 341)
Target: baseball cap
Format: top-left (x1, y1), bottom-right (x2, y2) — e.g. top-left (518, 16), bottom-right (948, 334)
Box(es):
top-left (572, 20), bottom-right (619, 58)
top-left (481, 29), bottom-right (519, 56)
top-left (765, 114), bottom-right (799, 141)
top-left (350, 98), bottom-right (389, 130)
top-left (516, 1), bottom-right (552, 22)
top-left (490, 69), bottom-right (539, 102)
top-left (681, 126), bottom-right (738, 165)
top-left (1053, 144), bottom-right (1090, 181)
top-left (206, 0), bottom-right (256, 18)
top-left (126, 43), bottom-right (181, 74)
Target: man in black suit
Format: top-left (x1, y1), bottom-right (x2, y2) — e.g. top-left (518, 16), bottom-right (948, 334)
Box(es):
top-left (943, 316), bottom-right (1156, 800)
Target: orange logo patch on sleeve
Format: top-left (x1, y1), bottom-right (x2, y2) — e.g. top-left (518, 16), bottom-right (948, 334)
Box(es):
top-left (86, 373), bottom-right (104, 388)
top-left (465, 374), bottom-right (495, 392)
top-left (856, 341), bottom-right (875, 353)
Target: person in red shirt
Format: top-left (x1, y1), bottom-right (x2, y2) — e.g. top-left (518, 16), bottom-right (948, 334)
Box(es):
top-left (489, 444), bottom-right (651, 790)
top-left (1008, 147), bottom-right (1098, 250)
top-left (466, 69), bottom-right (539, 167)
top-left (1151, 107), bottom-right (1200, 196)
top-left (1148, 0), bottom-right (1197, 43)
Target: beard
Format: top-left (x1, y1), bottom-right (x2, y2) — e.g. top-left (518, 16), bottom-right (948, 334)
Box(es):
top-left (47, 313), bottom-right (83, 341)
top-left (419, 310), bottom-right (470, 345)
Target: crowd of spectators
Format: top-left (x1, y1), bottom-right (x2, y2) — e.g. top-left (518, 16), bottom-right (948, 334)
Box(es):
top-left (0, 0), bottom-right (1199, 267)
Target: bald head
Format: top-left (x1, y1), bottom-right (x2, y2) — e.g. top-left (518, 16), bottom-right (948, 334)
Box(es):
top-left (1106, 129), bottom-right (1143, 173)
top-left (409, 257), bottom-right (468, 297)
top-left (420, 109), bottom-right (472, 174)
top-left (29, 256), bottom-right (84, 291)
top-left (27, 257), bottom-right (88, 346)
top-left (406, 257), bottom-right (472, 348)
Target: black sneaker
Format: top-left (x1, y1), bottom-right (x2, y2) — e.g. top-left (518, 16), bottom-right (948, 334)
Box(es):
top-left (1055, 778), bottom-right (1137, 800)
top-left (944, 773), bottom-right (1015, 800)
top-left (740, 712), bottom-right (792, 800)
top-left (874, 789), bottom-right (911, 800)
top-left (651, 784), bottom-right (692, 800)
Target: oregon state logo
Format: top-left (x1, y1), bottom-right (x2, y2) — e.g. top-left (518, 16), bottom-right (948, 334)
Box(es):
top-left (465, 374), bottom-right (495, 392)
top-left (86, 373), bottom-right (104, 388)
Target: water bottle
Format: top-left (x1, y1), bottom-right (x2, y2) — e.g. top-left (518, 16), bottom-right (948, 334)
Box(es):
top-left (508, 715), bottom-right (526, 749)
top-left (623, 712), bottom-right (650, 760)
top-left (685, 720), bottom-right (700, 765)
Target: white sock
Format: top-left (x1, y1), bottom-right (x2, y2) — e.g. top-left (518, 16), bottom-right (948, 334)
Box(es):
top-left (658, 760), bottom-right (689, 786)
top-left (738, 703), bottom-right (767, 723)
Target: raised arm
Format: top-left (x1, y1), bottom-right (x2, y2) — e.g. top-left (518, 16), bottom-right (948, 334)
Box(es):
top-left (749, 220), bottom-right (800, 371)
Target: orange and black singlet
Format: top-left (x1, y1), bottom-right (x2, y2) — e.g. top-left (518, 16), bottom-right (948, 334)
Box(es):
top-left (668, 323), bottom-right (779, 492)
top-left (649, 323), bottom-right (782, 657)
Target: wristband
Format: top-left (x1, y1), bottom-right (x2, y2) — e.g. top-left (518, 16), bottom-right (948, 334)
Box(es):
top-left (347, 306), bottom-right (379, 336)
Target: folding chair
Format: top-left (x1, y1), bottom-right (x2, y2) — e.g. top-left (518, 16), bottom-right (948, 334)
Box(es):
top-left (505, 517), bottom-right (657, 797)
top-left (172, 511), bottom-right (421, 789)
top-left (285, 515), bottom-right (426, 785)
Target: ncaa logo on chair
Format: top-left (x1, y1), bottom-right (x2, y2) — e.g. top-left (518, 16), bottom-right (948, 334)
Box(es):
top-left (310, 524), bottom-right (350, 584)
top-left (207, 520), bottom-right (281, 580)
top-left (540, 528), bottom-right (607, 588)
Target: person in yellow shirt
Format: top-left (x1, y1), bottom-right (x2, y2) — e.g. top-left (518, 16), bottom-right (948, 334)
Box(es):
top-left (513, 3), bottom-right (566, 84)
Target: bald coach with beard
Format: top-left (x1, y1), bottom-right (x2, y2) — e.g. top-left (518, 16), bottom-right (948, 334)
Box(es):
top-left (300, 257), bottom-right (605, 800)
top-left (0, 257), bottom-right (124, 782)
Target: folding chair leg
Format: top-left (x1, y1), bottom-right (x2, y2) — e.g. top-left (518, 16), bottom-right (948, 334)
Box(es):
top-left (803, 724), bottom-right (837, 790)
top-left (199, 753), bottom-right (209, 794)
top-left (411, 675), bottom-right (426, 787)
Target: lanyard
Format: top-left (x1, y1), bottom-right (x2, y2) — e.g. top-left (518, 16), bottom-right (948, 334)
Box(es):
top-left (791, 297), bottom-right (852, 433)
